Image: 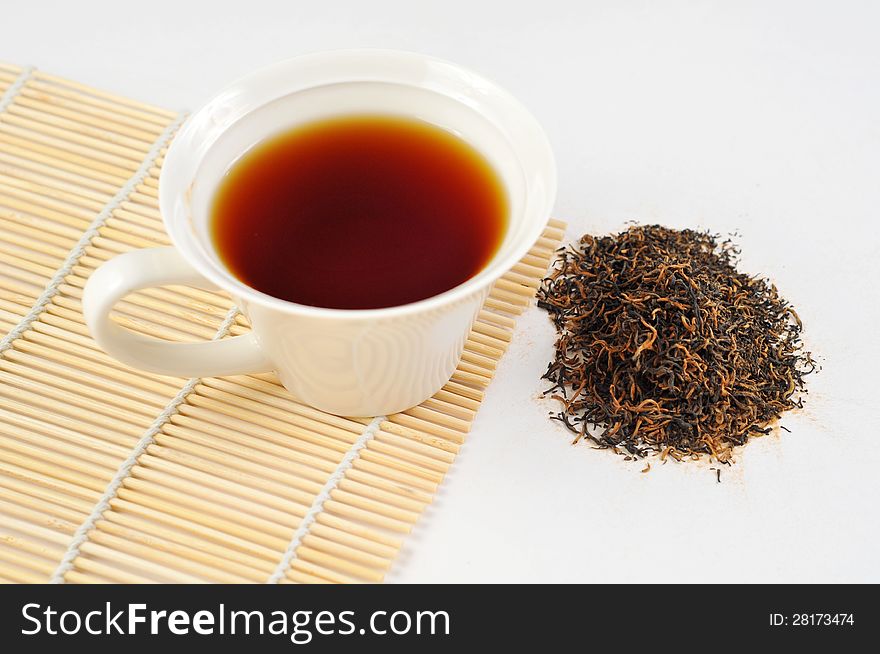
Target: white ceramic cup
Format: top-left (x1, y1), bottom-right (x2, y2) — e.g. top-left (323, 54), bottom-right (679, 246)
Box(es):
top-left (83, 50), bottom-right (556, 417)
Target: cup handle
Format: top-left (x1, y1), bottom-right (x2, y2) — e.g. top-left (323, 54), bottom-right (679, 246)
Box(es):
top-left (83, 247), bottom-right (273, 378)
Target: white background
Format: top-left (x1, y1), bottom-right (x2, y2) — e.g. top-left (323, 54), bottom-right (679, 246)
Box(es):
top-left (3, 0), bottom-right (878, 582)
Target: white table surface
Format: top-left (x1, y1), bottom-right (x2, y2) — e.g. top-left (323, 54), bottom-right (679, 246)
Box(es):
top-left (4, 0), bottom-right (878, 583)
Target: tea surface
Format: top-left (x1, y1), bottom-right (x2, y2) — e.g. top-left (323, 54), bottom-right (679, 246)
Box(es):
top-left (211, 115), bottom-right (508, 309)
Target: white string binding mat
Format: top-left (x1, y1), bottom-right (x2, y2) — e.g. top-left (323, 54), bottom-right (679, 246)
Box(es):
top-left (49, 307), bottom-right (242, 583)
top-left (266, 415), bottom-right (387, 584)
top-left (0, 65), bottom-right (33, 113)
top-left (0, 109), bottom-right (186, 357)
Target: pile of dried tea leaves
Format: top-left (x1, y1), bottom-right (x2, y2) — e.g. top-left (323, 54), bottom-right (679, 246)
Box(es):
top-left (537, 225), bottom-right (814, 463)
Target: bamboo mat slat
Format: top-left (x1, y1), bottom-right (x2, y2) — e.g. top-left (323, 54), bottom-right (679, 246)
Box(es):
top-left (0, 63), bottom-right (566, 583)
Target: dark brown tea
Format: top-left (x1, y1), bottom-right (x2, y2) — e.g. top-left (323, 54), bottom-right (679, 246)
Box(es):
top-left (211, 115), bottom-right (508, 309)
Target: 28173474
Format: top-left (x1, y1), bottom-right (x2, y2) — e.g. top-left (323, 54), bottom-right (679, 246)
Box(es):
top-left (770, 614), bottom-right (855, 627)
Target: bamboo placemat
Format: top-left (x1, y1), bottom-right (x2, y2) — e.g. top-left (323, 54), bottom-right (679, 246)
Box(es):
top-left (0, 63), bottom-right (565, 583)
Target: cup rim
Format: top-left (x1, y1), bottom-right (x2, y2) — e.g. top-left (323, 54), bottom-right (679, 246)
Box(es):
top-left (160, 49), bottom-right (557, 320)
